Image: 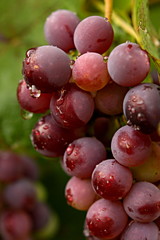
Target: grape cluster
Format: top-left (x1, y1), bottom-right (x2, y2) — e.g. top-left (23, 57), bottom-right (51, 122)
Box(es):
top-left (16, 9), bottom-right (160, 240)
top-left (0, 151), bottom-right (57, 240)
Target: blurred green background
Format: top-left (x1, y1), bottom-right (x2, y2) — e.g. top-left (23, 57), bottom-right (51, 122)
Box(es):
top-left (0, 0), bottom-right (160, 239)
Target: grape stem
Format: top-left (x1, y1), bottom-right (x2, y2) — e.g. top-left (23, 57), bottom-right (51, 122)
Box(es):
top-left (104, 0), bottom-right (113, 21)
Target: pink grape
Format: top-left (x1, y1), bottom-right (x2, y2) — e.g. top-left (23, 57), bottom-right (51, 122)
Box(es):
top-left (72, 52), bottom-right (110, 92)
top-left (65, 176), bottom-right (97, 211)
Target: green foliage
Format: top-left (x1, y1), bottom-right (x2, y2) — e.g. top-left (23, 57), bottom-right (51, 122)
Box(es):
top-left (132, 0), bottom-right (160, 72)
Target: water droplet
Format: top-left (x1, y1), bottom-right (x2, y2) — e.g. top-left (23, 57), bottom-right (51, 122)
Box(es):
top-left (103, 56), bottom-right (108, 62)
top-left (137, 113), bottom-right (146, 121)
top-left (38, 118), bottom-right (45, 126)
top-left (26, 58), bottom-right (30, 65)
top-left (109, 175), bottom-right (114, 179)
top-left (67, 144), bottom-right (75, 155)
top-left (26, 48), bottom-right (36, 58)
top-left (29, 85), bottom-right (41, 98)
top-left (132, 95), bottom-right (137, 102)
top-left (66, 188), bottom-right (73, 203)
top-left (63, 119), bottom-right (70, 127)
top-left (131, 107), bottom-right (136, 113)
top-left (137, 99), bottom-right (144, 105)
top-left (104, 17), bottom-right (109, 22)
top-left (21, 109), bottom-right (33, 120)
top-left (133, 125), bottom-right (140, 131)
top-left (127, 120), bottom-right (132, 126)
top-left (34, 130), bottom-right (40, 136)
top-left (43, 125), bottom-right (49, 130)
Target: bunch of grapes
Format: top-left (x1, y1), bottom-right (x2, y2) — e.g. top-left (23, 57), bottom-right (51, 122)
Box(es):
top-left (0, 151), bottom-right (58, 240)
top-left (16, 9), bottom-right (160, 240)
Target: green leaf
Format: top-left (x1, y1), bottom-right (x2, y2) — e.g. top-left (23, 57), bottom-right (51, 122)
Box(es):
top-left (132, 0), bottom-right (160, 72)
top-left (150, 2), bottom-right (160, 33)
top-left (113, 0), bottom-right (131, 12)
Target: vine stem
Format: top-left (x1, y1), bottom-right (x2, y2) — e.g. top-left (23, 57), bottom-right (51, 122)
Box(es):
top-left (112, 11), bottom-right (140, 42)
top-left (104, 0), bottom-right (113, 21)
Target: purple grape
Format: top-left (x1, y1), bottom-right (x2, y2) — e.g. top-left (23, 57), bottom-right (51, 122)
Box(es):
top-left (123, 83), bottom-right (160, 134)
top-left (92, 159), bottom-right (133, 201)
top-left (120, 221), bottom-right (159, 240)
top-left (44, 9), bottom-right (80, 52)
top-left (83, 220), bottom-right (120, 240)
top-left (86, 198), bottom-right (128, 239)
top-left (31, 114), bottom-right (78, 158)
top-left (3, 179), bottom-right (37, 210)
top-left (22, 46), bottom-right (71, 93)
top-left (111, 125), bottom-right (152, 167)
top-left (93, 117), bottom-right (119, 147)
top-left (30, 202), bottom-right (51, 230)
top-left (0, 151), bottom-right (24, 183)
top-left (72, 52), bottom-right (110, 92)
top-left (20, 155), bottom-right (39, 181)
top-left (65, 176), bottom-right (97, 211)
top-left (74, 16), bottom-right (114, 54)
top-left (108, 42), bottom-right (150, 87)
top-left (17, 79), bottom-right (52, 113)
top-left (123, 181), bottom-right (160, 223)
top-left (95, 82), bottom-right (128, 115)
top-left (155, 216), bottom-right (160, 229)
top-left (50, 83), bottom-right (94, 129)
top-left (0, 210), bottom-right (32, 240)
top-left (62, 137), bottom-right (107, 178)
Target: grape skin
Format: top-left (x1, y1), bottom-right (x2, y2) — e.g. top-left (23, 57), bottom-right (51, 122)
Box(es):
top-left (111, 125), bottom-right (152, 167)
top-left (3, 179), bottom-right (37, 211)
top-left (62, 137), bottom-right (107, 179)
top-left (31, 114), bottom-right (78, 158)
top-left (50, 83), bottom-right (94, 129)
top-left (86, 198), bottom-right (128, 239)
top-left (91, 159), bottom-right (133, 201)
top-left (72, 52), bottom-right (110, 92)
top-left (0, 210), bottom-right (32, 240)
top-left (74, 16), bottom-right (114, 54)
top-left (120, 221), bottom-right (159, 240)
top-left (0, 151), bottom-right (24, 183)
top-left (17, 80), bottom-right (52, 113)
top-left (95, 82), bottom-right (128, 115)
top-left (20, 155), bottom-right (39, 181)
top-left (65, 176), bottom-right (97, 211)
top-left (23, 46), bottom-right (71, 93)
top-left (30, 202), bottom-right (51, 231)
top-left (108, 42), bottom-right (150, 87)
top-left (123, 181), bottom-right (160, 223)
top-left (44, 9), bottom-right (80, 52)
top-left (123, 83), bottom-right (160, 134)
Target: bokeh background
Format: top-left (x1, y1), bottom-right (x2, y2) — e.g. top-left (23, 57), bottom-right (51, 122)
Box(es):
top-left (0, 0), bottom-right (160, 239)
